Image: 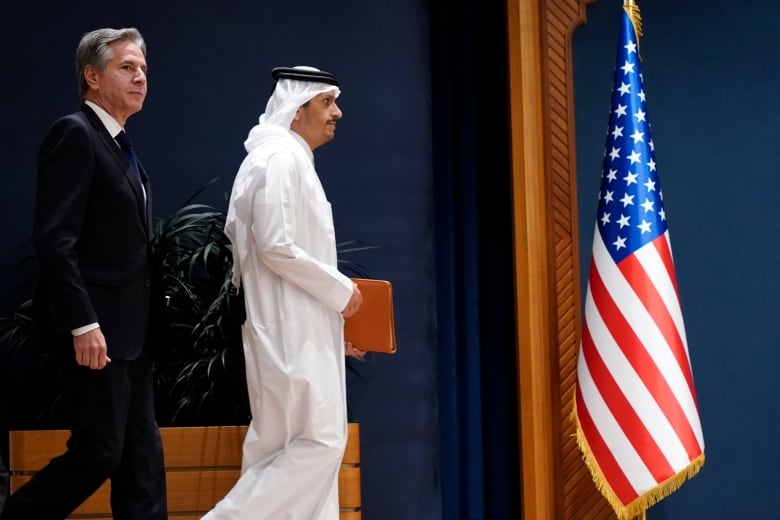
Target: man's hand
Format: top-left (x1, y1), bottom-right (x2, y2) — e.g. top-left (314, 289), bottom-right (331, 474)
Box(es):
top-left (341, 281), bottom-right (363, 318)
top-left (345, 341), bottom-right (366, 358)
top-left (73, 328), bottom-right (111, 369)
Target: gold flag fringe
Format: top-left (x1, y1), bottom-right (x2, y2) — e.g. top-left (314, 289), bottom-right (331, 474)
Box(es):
top-left (623, 0), bottom-right (643, 58)
top-left (571, 393), bottom-right (705, 520)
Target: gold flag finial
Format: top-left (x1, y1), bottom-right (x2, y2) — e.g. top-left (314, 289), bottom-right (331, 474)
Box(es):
top-left (624, 0), bottom-right (643, 55)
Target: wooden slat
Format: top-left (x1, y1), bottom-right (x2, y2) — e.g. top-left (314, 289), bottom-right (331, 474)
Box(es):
top-left (9, 430), bottom-right (70, 471)
top-left (32, 513), bottom-right (360, 519)
top-left (162, 426), bottom-right (247, 468)
top-left (9, 427), bottom-right (250, 471)
top-left (13, 469), bottom-right (241, 514)
top-left (173, 516), bottom-right (361, 520)
top-left (15, 468), bottom-right (363, 517)
top-left (343, 423), bottom-right (360, 464)
top-left (166, 470), bottom-right (243, 512)
top-left (338, 466), bottom-right (362, 507)
top-left (11, 424), bottom-right (358, 471)
top-left (54, 517), bottom-right (206, 520)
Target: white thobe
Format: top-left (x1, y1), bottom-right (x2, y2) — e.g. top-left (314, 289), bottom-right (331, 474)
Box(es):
top-left (205, 126), bottom-right (354, 520)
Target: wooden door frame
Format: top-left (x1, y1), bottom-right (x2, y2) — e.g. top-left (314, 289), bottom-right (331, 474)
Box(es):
top-left (506, 1), bottom-right (612, 518)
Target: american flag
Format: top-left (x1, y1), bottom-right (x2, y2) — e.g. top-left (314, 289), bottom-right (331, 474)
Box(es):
top-left (573, 3), bottom-right (705, 519)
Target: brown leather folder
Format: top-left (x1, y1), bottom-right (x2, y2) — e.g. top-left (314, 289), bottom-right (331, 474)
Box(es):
top-left (344, 278), bottom-right (397, 354)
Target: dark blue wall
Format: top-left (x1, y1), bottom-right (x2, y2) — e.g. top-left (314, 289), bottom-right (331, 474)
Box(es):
top-left (0, 2), bottom-right (441, 519)
top-left (575, 1), bottom-right (780, 517)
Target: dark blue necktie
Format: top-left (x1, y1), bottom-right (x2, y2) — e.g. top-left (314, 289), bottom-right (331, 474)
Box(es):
top-left (115, 130), bottom-right (144, 190)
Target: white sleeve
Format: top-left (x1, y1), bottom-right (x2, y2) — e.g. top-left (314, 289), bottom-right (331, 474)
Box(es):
top-left (251, 152), bottom-right (353, 312)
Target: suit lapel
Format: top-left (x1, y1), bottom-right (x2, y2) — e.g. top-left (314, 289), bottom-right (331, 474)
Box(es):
top-left (81, 105), bottom-right (150, 234)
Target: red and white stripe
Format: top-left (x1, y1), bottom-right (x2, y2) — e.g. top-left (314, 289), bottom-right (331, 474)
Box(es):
top-left (575, 225), bottom-right (704, 510)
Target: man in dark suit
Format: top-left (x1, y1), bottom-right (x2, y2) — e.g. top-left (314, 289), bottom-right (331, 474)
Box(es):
top-left (0, 27), bottom-right (167, 519)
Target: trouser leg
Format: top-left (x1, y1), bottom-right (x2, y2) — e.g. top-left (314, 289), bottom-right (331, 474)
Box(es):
top-left (0, 446), bottom-right (8, 516)
top-left (0, 354), bottom-right (131, 520)
top-left (110, 353), bottom-right (167, 520)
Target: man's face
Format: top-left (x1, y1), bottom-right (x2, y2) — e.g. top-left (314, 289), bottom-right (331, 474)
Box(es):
top-left (84, 40), bottom-right (147, 125)
top-left (291, 91), bottom-right (342, 151)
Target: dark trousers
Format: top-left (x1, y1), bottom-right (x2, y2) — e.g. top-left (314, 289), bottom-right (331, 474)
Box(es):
top-left (0, 448), bottom-right (8, 515)
top-left (0, 350), bottom-right (167, 520)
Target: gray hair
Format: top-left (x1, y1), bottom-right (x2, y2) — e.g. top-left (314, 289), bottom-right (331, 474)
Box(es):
top-left (75, 27), bottom-right (146, 99)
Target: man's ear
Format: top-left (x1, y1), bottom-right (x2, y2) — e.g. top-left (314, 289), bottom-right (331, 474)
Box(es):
top-left (83, 65), bottom-right (99, 90)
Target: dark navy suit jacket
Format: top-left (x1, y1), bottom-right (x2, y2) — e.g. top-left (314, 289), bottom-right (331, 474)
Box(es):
top-left (32, 104), bottom-right (159, 360)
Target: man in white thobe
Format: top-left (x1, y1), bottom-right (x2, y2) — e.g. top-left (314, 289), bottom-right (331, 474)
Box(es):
top-left (203, 66), bottom-right (363, 520)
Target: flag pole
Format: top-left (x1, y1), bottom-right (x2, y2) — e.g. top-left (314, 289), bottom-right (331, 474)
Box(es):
top-left (623, 0), bottom-right (643, 55)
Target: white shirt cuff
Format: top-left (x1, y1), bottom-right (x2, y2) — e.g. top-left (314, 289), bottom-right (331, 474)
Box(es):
top-left (71, 323), bottom-right (100, 336)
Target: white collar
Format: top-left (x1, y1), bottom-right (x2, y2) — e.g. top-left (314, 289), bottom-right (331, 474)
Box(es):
top-left (84, 100), bottom-right (123, 138)
top-left (289, 130), bottom-right (314, 163)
